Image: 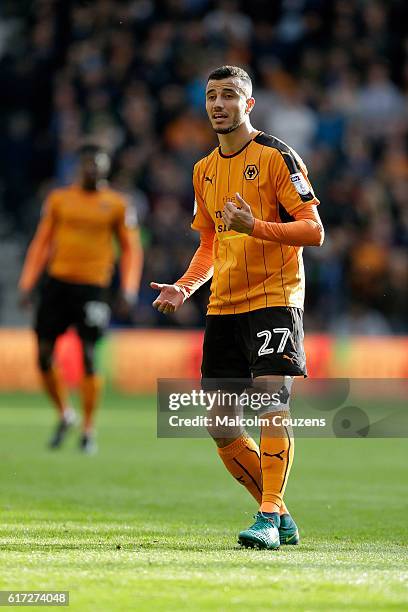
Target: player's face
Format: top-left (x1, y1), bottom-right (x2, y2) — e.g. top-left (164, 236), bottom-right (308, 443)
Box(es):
top-left (206, 78), bottom-right (252, 134)
top-left (79, 152), bottom-right (110, 185)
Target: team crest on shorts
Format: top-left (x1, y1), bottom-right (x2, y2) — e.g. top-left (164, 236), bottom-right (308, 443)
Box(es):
top-left (244, 164), bottom-right (259, 180)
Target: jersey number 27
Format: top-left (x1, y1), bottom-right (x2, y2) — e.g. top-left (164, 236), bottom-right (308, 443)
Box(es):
top-left (257, 328), bottom-right (290, 356)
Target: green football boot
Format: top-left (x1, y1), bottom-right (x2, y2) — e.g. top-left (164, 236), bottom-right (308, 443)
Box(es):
top-left (279, 513), bottom-right (300, 545)
top-left (238, 512), bottom-right (280, 550)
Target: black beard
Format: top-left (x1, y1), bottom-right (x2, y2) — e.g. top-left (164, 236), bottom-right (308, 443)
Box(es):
top-left (214, 118), bottom-right (242, 134)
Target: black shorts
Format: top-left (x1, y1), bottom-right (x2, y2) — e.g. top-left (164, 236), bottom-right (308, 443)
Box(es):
top-left (35, 276), bottom-right (110, 342)
top-left (202, 307), bottom-right (307, 389)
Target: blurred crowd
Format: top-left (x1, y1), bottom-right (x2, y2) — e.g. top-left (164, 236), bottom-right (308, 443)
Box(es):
top-left (0, 0), bottom-right (407, 333)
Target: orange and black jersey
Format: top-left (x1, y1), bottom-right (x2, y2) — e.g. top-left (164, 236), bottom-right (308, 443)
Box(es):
top-left (19, 184), bottom-right (143, 294)
top-left (191, 132), bottom-right (320, 314)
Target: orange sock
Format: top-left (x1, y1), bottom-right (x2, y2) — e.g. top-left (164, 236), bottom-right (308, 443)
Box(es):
top-left (80, 374), bottom-right (103, 434)
top-left (217, 434), bottom-right (262, 504)
top-left (217, 434), bottom-right (292, 513)
top-left (41, 367), bottom-right (68, 417)
top-left (260, 412), bottom-right (294, 514)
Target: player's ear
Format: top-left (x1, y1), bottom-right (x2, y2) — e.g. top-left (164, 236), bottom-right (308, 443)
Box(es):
top-left (246, 97), bottom-right (255, 114)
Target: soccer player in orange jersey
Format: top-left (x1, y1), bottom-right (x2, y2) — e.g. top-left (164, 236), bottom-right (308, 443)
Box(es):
top-left (151, 66), bottom-right (324, 548)
top-left (19, 144), bottom-right (143, 453)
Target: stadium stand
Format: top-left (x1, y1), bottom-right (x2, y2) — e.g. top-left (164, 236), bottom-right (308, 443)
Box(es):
top-left (0, 0), bottom-right (407, 332)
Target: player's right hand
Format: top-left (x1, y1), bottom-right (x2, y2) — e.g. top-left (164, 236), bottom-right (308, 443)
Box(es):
top-left (150, 282), bottom-right (185, 314)
top-left (18, 290), bottom-right (33, 309)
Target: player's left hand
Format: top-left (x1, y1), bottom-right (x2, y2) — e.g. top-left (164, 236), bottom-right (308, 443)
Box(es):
top-left (222, 193), bottom-right (255, 234)
top-left (116, 290), bottom-right (137, 319)
top-left (150, 282), bottom-right (185, 314)
top-left (18, 290), bottom-right (33, 309)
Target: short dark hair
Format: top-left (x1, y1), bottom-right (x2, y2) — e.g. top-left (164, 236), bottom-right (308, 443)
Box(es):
top-left (207, 65), bottom-right (252, 97)
top-left (78, 143), bottom-right (109, 158)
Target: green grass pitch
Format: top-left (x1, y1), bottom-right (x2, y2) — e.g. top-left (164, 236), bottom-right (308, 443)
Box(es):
top-left (0, 392), bottom-right (407, 611)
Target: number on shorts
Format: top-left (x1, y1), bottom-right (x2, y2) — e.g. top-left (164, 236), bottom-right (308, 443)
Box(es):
top-left (257, 328), bottom-right (291, 356)
top-left (84, 301), bottom-right (110, 328)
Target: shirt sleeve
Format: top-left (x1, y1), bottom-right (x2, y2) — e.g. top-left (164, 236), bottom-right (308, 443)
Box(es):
top-left (175, 228), bottom-right (214, 297)
top-left (271, 147), bottom-right (320, 218)
top-left (251, 203), bottom-right (324, 246)
top-left (191, 162), bottom-right (214, 232)
top-left (18, 191), bottom-right (58, 292)
top-left (41, 191), bottom-right (58, 221)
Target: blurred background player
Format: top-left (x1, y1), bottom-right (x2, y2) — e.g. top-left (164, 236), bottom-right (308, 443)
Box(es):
top-left (18, 144), bottom-right (143, 453)
top-left (151, 65), bottom-right (324, 549)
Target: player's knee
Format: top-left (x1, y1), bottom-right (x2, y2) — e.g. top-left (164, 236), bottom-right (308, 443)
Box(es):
top-left (82, 341), bottom-right (96, 375)
top-left (206, 420), bottom-right (244, 444)
top-left (210, 436), bottom-right (240, 449)
top-left (252, 375), bottom-right (294, 413)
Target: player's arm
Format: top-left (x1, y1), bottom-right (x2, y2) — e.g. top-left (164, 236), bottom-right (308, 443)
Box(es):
top-left (177, 162), bottom-right (215, 297)
top-left (18, 198), bottom-right (55, 305)
top-left (115, 202), bottom-right (143, 303)
top-left (222, 150), bottom-right (324, 247)
top-left (151, 228), bottom-right (214, 314)
top-left (175, 228), bottom-right (214, 298)
top-left (222, 194), bottom-right (324, 246)
top-left (151, 162), bottom-right (215, 314)
top-left (250, 202), bottom-right (324, 246)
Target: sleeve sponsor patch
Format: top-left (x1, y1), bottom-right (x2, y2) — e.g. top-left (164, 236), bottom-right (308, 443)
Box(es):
top-left (290, 172), bottom-right (312, 196)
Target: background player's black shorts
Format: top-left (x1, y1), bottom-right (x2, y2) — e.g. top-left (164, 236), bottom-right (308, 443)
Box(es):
top-left (202, 307), bottom-right (307, 390)
top-left (35, 276), bottom-right (111, 342)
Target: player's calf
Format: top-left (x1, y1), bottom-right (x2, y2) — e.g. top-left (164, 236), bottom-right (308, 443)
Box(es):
top-left (48, 408), bottom-right (77, 449)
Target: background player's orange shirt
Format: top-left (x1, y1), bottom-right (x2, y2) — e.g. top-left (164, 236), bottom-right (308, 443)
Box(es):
top-left (192, 132), bottom-right (320, 314)
top-left (43, 185), bottom-right (132, 287)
